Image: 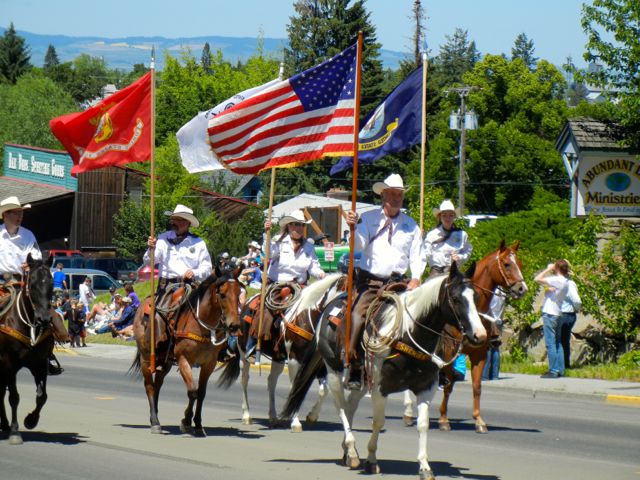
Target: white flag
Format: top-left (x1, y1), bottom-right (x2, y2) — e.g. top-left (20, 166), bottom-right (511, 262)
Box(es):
top-left (177, 79), bottom-right (280, 173)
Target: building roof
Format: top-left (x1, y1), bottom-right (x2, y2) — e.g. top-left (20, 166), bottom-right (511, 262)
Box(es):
top-left (556, 117), bottom-right (632, 154)
top-left (268, 193), bottom-right (378, 220)
top-left (0, 176), bottom-right (75, 205)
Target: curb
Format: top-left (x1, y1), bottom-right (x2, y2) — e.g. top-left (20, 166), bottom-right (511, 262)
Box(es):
top-left (605, 394), bottom-right (640, 407)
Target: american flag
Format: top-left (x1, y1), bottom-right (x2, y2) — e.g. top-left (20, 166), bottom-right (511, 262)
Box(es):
top-left (207, 43), bottom-right (358, 175)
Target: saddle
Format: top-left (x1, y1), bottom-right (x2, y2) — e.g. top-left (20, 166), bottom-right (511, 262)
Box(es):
top-left (142, 286), bottom-right (188, 345)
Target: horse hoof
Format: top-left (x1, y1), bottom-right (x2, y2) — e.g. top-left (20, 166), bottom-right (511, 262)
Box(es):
top-left (150, 425), bottom-right (163, 434)
top-left (475, 423), bottom-right (489, 434)
top-left (24, 413), bottom-right (39, 430)
top-left (305, 414), bottom-right (317, 424)
top-left (9, 434), bottom-right (23, 445)
top-left (419, 469), bottom-right (435, 480)
top-left (347, 455), bottom-right (360, 470)
top-left (364, 461), bottom-right (380, 474)
top-left (291, 423), bottom-right (303, 433)
top-left (242, 417), bottom-right (252, 425)
top-left (268, 419), bottom-right (280, 429)
top-left (403, 415), bottom-right (415, 427)
top-left (438, 420), bottom-right (451, 432)
top-left (193, 428), bottom-right (206, 438)
top-left (180, 422), bottom-right (193, 436)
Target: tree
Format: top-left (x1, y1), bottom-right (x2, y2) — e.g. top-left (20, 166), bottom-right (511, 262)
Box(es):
top-left (581, 0), bottom-right (640, 148)
top-left (436, 28), bottom-right (480, 85)
top-left (201, 42), bottom-right (212, 74)
top-left (511, 33), bottom-right (538, 70)
top-left (0, 74), bottom-right (77, 156)
top-left (0, 23), bottom-right (32, 84)
top-left (43, 44), bottom-right (60, 70)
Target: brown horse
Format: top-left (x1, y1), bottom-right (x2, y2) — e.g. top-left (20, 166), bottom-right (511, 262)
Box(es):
top-left (217, 274), bottom-right (344, 431)
top-left (0, 255), bottom-right (68, 445)
top-left (437, 240), bottom-right (528, 433)
top-left (130, 266), bottom-right (241, 436)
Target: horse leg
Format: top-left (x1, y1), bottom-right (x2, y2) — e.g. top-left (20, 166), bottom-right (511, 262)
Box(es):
top-left (470, 354), bottom-right (488, 434)
top-left (24, 363), bottom-right (48, 430)
top-left (305, 376), bottom-right (327, 424)
top-left (7, 376), bottom-right (22, 445)
top-left (192, 359), bottom-right (215, 438)
top-left (438, 380), bottom-right (453, 431)
top-left (286, 358), bottom-right (303, 432)
top-left (403, 390), bottom-right (415, 426)
top-left (240, 359), bottom-right (252, 425)
top-left (364, 383), bottom-right (386, 474)
top-left (416, 387), bottom-right (437, 480)
top-left (140, 357), bottom-right (164, 434)
top-left (176, 355), bottom-right (197, 436)
top-left (0, 381), bottom-right (10, 432)
top-left (267, 361), bottom-right (285, 428)
top-left (326, 369), bottom-right (360, 469)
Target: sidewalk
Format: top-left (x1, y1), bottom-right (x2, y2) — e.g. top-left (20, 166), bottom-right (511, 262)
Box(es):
top-left (55, 344), bottom-right (640, 407)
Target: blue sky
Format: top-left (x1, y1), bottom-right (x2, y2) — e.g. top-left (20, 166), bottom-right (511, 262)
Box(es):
top-left (2, 0), bottom-right (589, 67)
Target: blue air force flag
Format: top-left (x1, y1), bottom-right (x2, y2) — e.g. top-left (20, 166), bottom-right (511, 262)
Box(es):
top-left (330, 66), bottom-right (424, 175)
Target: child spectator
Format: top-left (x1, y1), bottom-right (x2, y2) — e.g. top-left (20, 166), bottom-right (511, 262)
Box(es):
top-left (68, 300), bottom-right (87, 347)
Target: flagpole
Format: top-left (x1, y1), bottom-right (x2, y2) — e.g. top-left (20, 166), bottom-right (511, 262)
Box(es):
top-left (255, 62), bottom-right (285, 369)
top-left (149, 46), bottom-right (157, 373)
top-left (345, 32), bottom-right (363, 367)
top-left (419, 50), bottom-right (428, 232)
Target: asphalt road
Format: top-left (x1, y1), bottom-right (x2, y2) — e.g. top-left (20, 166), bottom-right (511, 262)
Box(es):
top-left (1, 355), bottom-right (639, 480)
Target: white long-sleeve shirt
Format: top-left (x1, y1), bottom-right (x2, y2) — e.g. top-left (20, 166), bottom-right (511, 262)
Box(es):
top-left (266, 234), bottom-right (324, 283)
top-left (423, 225), bottom-right (472, 269)
top-left (353, 208), bottom-right (425, 280)
top-left (0, 225), bottom-right (42, 275)
top-left (143, 230), bottom-right (212, 282)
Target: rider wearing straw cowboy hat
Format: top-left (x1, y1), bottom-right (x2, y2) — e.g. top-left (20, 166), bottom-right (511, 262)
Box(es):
top-left (343, 173), bottom-right (425, 390)
top-left (423, 199), bottom-right (472, 278)
top-left (144, 204), bottom-right (212, 297)
top-left (0, 196), bottom-right (64, 374)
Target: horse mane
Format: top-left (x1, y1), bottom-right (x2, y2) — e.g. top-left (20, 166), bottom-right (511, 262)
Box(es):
top-left (185, 273), bottom-right (224, 310)
top-left (374, 275), bottom-right (446, 337)
top-left (285, 273), bottom-right (343, 321)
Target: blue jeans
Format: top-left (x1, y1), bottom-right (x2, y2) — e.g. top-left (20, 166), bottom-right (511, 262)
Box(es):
top-left (542, 313), bottom-right (564, 375)
top-left (560, 312), bottom-right (577, 368)
top-left (482, 346), bottom-right (500, 380)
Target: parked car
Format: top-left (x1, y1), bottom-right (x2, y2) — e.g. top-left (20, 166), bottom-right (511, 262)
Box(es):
top-left (49, 255), bottom-right (87, 269)
top-left (136, 264), bottom-right (159, 282)
top-left (83, 258), bottom-right (139, 283)
top-left (46, 249), bottom-right (83, 258)
top-left (50, 268), bottom-right (121, 298)
top-left (314, 244), bottom-right (350, 272)
top-left (463, 214), bottom-right (498, 228)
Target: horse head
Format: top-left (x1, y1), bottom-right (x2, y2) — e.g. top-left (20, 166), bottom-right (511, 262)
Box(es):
top-left (25, 254), bottom-right (54, 327)
top-left (494, 240), bottom-right (528, 299)
top-left (445, 262), bottom-right (487, 345)
top-left (212, 265), bottom-right (242, 335)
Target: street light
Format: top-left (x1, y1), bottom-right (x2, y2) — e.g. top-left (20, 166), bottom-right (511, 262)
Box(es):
top-left (447, 87), bottom-right (478, 215)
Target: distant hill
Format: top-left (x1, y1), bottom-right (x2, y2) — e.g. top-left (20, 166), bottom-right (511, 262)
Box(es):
top-left (4, 28), bottom-right (406, 71)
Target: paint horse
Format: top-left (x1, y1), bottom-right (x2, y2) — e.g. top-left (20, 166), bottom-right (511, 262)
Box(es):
top-left (282, 263), bottom-right (486, 480)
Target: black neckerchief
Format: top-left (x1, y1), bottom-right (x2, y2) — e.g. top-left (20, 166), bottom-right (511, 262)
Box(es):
top-left (168, 232), bottom-right (194, 246)
top-left (431, 225), bottom-right (461, 245)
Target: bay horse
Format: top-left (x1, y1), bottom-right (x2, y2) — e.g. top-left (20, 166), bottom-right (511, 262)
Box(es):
top-left (424, 240), bottom-right (528, 434)
top-left (130, 266), bottom-right (241, 436)
top-left (0, 255), bottom-right (68, 445)
top-left (281, 263), bottom-right (486, 480)
top-left (217, 273), bottom-right (344, 432)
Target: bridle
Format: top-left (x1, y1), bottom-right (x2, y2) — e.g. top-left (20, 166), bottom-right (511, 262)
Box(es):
top-left (473, 249), bottom-right (523, 298)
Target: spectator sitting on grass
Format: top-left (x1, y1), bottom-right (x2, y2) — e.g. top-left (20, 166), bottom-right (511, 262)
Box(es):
top-left (108, 296), bottom-right (136, 339)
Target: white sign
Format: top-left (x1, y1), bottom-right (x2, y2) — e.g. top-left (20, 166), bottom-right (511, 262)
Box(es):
top-left (575, 154), bottom-right (640, 217)
top-left (324, 242), bottom-right (335, 261)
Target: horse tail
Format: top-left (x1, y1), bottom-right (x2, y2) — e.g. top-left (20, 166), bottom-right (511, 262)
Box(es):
top-left (280, 347), bottom-right (324, 420)
top-left (216, 350), bottom-right (241, 389)
top-left (128, 351), bottom-right (142, 379)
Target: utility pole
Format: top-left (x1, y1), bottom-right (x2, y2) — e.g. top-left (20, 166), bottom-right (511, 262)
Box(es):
top-left (448, 86), bottom-right (477, 215)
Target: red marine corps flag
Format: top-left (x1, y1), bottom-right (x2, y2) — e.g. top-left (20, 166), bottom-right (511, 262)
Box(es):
top-left (50, 72), bottom-right (152, 176)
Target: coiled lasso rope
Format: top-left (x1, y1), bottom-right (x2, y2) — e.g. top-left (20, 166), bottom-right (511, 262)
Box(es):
top-left (264, 281), bottom-right (302, 311)
top-left (0, 284), bottom-right (17, 318)
top-left (362, 291), bottom-right (404, 354)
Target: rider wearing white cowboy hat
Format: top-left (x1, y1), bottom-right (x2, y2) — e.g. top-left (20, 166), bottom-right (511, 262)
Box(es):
top-left (144, 204), bottom-right (212, 293)
top-left (263, 209), bottom-right (325, 284)
top-left (343, 173), bottom-right (425, 390)
top-left (423, 199), bottom-right (472, 278)
top-left (0, 196), bottom-right (42, 281)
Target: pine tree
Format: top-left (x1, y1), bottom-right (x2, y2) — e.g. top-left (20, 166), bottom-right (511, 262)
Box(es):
top-left (201, 42), bottom-right (212, 74)
top-left (437, 28), bottom-right (479, 85)
top-left (43, 44), bottom-right (59, 69)
top-left (511, 33), bottom-right (538, 70)
top-left (0, 23), bottom-right (32, 84)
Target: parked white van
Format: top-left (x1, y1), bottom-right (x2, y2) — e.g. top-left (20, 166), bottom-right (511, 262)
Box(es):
top-left (463, 214), bottom-right (498, 228)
